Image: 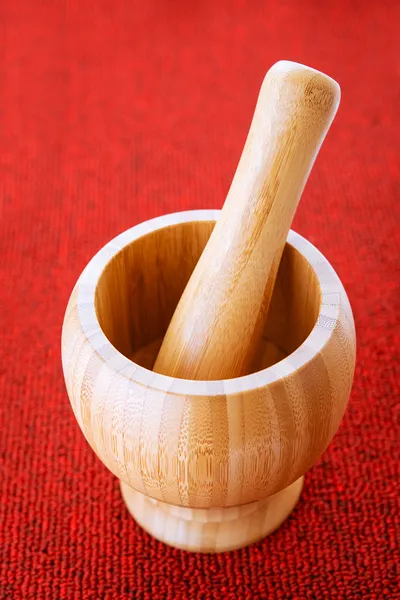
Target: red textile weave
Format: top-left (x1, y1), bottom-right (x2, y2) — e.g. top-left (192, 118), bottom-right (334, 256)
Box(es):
top-left (1, 2), bottom-right (399, 598)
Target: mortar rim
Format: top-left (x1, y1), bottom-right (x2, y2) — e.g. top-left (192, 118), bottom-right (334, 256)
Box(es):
top-left (72, 209), bottom-right (350, 397)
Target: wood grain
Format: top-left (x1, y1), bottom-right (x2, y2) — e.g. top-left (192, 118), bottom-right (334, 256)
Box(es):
top-left (153, 61), bottom-right (341, 380)
top-left (61, 210), bottom-right (356, 551)
top-left (120, 476), bottom-right (304, 553)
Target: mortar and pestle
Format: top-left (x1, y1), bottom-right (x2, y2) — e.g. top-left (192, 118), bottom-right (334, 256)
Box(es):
top-left (62, 61), bottom-right (356, 552)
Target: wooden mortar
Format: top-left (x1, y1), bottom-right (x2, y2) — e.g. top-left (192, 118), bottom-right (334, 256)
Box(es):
top-left (61, 209), bottom-right (356, 552)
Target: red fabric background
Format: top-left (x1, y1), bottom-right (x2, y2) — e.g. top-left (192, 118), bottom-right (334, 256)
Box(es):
top-left (1, 1), bottom-right (399, 598)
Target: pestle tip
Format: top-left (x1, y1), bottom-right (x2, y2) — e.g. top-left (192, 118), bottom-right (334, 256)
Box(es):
top-left (264, 60), bottom-right (341, 115)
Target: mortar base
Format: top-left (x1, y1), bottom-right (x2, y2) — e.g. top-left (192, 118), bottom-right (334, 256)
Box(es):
top-left (120, 476), bottom-right (304, 553)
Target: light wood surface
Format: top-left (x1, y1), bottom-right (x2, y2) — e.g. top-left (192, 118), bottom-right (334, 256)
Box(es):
top-left (132, 336), bottom-right (287, 373)
top-left (153, 61), bottom-right (341, 380)
top-left (120, 476), bottom-right (304, 553)
top-left (61, 210), bottom-right (356, 551)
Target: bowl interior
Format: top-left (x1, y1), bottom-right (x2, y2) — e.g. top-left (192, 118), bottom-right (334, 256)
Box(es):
top-left (95, 220), bottom-right (321, 376)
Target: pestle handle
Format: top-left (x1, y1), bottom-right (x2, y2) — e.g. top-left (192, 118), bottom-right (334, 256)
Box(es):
top-left (153, 61), bottom-right (340, 380)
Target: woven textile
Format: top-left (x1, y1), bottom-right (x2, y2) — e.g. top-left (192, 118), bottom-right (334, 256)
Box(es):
top-left (1, 1), bottom-right (399, 598)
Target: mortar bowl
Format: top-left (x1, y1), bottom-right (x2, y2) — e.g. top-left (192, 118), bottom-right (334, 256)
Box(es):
top-left (61, 209), bottom-right (356, 552)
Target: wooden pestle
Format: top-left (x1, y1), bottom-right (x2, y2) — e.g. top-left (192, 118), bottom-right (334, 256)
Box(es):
top-left (153, 61), bottom-right (340, 380)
